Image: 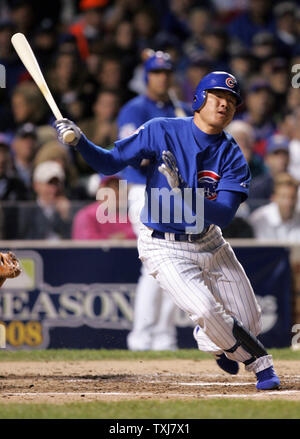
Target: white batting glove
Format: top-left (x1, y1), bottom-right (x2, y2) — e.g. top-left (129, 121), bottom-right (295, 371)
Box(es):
top-left (55, 118), bottom-right (82, 147)
top-left (158, 150), bottom-right (185, 193)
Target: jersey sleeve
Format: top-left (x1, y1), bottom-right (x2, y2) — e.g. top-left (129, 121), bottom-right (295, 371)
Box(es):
top-left (114, 120), bottom-right (159, 168)
top-left (216, 139), bottom-right (251, 201)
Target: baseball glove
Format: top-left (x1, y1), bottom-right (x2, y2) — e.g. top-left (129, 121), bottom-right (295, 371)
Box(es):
top-left (0, 251), bottom-right (21, 286)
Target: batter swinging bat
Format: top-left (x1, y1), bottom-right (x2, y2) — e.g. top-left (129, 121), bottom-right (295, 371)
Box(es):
top-left (11, 33), bottom-right (75, 143)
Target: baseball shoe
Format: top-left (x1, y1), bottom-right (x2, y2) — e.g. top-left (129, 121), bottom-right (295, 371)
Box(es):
top-left (215, 353), bottom-right (239, 375)
top-left (256, 366), bottom-right (280, 390)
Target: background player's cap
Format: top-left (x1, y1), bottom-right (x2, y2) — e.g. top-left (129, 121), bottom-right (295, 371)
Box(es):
top-left (143, 49), bottom-right (173, 83)
top-left (192, 71), bottom-right (242, 111)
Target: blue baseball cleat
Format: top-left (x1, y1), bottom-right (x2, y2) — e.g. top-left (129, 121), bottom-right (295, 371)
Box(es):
top-left (256, 366), bottom-right (280, 390)
top-left (215, 353), bottom-right (239, 375)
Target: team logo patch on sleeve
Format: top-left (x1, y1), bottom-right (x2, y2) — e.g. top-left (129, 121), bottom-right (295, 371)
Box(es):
top-left (197, 170), bottom-right (221, 200)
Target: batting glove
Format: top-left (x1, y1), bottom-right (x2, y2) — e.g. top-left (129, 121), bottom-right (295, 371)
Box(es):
top-left (158, 150), bottom-right (186, 193)
top-left (55, 118), bottom-right (82, 147)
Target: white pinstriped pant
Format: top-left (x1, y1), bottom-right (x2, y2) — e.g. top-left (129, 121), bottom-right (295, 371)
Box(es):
top-left (138, 224), bottom-right (273, 372)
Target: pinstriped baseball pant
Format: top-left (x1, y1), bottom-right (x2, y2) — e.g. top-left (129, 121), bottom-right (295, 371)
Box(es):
top-left (138, 224), bottom-right (273, 372)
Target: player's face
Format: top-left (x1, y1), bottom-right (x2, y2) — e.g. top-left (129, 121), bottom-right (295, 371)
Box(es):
top-left (196, 89), bottom-right (237, 133)
top-left (147, 70), bottom-right (172, 100)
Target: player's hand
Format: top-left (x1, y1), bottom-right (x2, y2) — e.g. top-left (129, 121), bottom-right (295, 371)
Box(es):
top-left (55, 118), bottom-right (82, 147)
top-left (158, 150), bottom-right (182, 193)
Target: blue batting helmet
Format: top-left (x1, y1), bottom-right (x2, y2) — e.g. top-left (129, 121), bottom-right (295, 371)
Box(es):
top-left (192, 71), bottom-right (242, 111)
top-left (144, 50), bottom-right (173, 83)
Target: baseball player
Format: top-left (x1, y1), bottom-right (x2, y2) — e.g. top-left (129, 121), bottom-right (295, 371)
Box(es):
top-left (118, 49), bottom-right (192, 351)
top-left (55, 71), bottom-right (280, 390)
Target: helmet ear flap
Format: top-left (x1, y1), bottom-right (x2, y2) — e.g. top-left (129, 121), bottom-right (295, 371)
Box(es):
top-left (193, 90), bottom-right (207, 111)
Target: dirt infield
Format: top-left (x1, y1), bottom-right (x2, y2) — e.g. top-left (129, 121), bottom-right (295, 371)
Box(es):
top-left (0, 360), bottom-right (300, 404)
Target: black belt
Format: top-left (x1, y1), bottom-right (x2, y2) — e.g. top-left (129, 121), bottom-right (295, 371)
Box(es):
top-left (151, 227), bottom-right (209, 243)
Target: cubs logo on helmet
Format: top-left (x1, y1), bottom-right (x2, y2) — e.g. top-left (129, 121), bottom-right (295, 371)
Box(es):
top-left (225, 77), bottom-right (235, 88)
top-left (197, 170), bottom-right (221, 200)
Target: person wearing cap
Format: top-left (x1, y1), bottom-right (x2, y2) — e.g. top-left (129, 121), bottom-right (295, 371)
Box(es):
top-left (18, 160), bottom-right (72, 240)
top-left (248, 134), bottom-right (290, 210)
top-left (11, 123), bottom-right (38, 190)
top-left (116, 49), bottom-right (192, 352)
top-left (250, 172), bottom-right (300, 241)
top-left (54, 71), bottom-right (281, 390)
top-left (69, 0), bottom-right (109, 60)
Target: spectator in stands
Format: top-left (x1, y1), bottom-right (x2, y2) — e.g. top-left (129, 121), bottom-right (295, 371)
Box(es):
top-left (72, 175), bottom-right (135, 240)
top-left (96, 56), bottom-right (132, 103)
top-left (229, 47), bottom-right (255, 90)
top-left (226, 120), bottom-right (266, 179)
top-left (200, 25), bottom-right (230, 71)
top-left (69, 0), bottom-right (109, 60)
top-left (102, 20), bottom-right (138, 85)
top-left (47, 51), bottom-right (86, 120)
top-left (239, 78), bottom-right (276, 156)
top-left (0, 134), bottom-right (29, 201)
top-left (260, 57), bottom-right (290, 118)
top-left (183, 6), bottom-right (212, 60)
top-left (223, 120), bottom-right (262, 235)
top-left (248, 134), bottom-right (290, 210)
top-left (33, 139), bottom-right (79, 199)
top-left (32, 18), bottom-right (58, 70)
top-left (286, 86), bottom-right (300, 113)
top-left (18, 161), bottom-right (72, 240)
top-left (250, 173), bottom-right (300, 241)
top-left (227, 0), bottom-right (276, 48)
top-left (9, 0), bottom-right (36, 37)
top-left (0, 134), bottom-right (30, 239)
top-left (251, 31), bottom-right (277, 62)
top-left (179, 54), bottom-right (212, 103)
top-left (78, 89), bottom-right (120, 147)
top-left (11, 82), bottom-right (48, 130)
top-left (11, 123), bottom-right (38, 191)
top-left (75, 89), bottom-right (120, 179)
top-left (273, 1), bottom-right (298, 56)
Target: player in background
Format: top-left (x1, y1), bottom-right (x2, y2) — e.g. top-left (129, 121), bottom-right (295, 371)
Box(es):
top-left (55, 71), bottom-right (280, 390)
top-left (118, 49), bottom-right (192, 351)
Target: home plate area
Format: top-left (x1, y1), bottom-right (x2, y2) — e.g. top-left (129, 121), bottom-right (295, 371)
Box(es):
top-left (0, 360), bottom-right (300, 403)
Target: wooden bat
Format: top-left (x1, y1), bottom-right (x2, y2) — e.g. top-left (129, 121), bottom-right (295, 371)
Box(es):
top-left (168, 88), bottom-right (187, 118)
top-left (11, 33), bottom-right (75, 143)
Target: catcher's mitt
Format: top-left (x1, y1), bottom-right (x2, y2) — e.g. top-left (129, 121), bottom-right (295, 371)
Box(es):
top-left (0, 251), bottom-right (21, 283)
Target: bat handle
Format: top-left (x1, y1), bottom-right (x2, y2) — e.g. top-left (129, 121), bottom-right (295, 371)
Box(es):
top-left (62, 129), bottom-right (76, 144)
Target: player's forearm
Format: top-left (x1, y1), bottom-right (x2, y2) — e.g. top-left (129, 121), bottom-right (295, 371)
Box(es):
top-left (76, 134), bottom-right (125, 175)
top-left (204, 191), bottom-right (242, 228)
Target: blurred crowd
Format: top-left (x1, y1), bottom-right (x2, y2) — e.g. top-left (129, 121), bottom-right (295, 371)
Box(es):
top-left (0, 0), bottom-right (300, 241)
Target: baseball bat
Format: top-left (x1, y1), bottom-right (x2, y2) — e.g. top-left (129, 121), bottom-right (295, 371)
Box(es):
top-left (168, 88), bottom-right (187, 118)
top-left (11, 33), bottom-right (75, 143)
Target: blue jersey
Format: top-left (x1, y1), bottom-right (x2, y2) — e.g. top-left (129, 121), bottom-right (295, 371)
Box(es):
top-left (117, 95), bottom-right (192, 184)
top-left (77, 116), bottom-right (251, 234)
